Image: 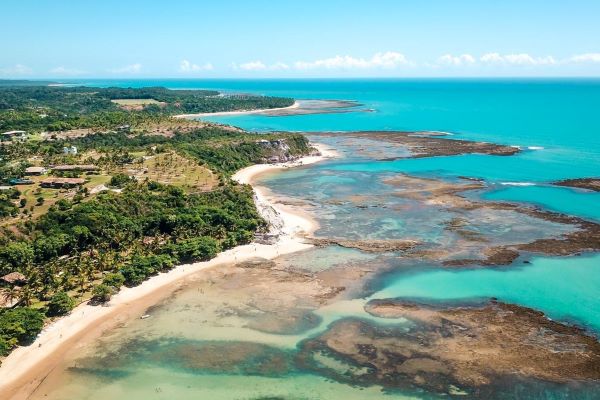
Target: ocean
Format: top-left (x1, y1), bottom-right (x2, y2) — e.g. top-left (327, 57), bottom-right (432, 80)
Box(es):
top-left (34, 78), bottom-right (600, 399)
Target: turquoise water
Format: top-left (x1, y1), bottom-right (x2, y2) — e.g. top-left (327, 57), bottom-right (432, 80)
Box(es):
top-left (371, 254), bottom-right (600, 332)
top-left (46, 79), bottom-right (600, 399)
top-left (483, 185), bottom-right (600, 221)
top-left (77, 78), bottom-right (600, 215)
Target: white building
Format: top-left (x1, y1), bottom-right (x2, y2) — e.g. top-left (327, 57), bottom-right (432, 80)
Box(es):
top-left (63, 146), bottom-right (78, 155)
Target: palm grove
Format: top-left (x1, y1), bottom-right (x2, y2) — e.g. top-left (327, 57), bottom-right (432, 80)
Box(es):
top-left (0, 83), bottom-right (310, 357)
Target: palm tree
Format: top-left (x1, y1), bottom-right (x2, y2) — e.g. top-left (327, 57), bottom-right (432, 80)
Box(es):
top-left (1, 286), bottom-right (20, 307)
top-left (18, 284), bottom-right (35, 306)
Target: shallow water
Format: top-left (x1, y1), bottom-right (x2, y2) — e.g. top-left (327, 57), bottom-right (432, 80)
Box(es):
top-left (38, 79), bottom-right (600, 399)
top-left (370, 254), bottom-right (600, 332)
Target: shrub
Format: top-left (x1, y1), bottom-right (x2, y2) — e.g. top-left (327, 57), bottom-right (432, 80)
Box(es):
top-left (109, 173), bottom-right (133, 188)
top-left (120, 254), bottom-right (175, 287)
top-left (55, 199), bottom-right (71, 211)
top-left (0, 308), bottom-right (45, 352)
top-left (91, 284), bottom-right (113, 303)
top-left (168, 236), bottom-right (220, 263)
top-left (103, 272), bottom-right (125, 289)
top-left (46, 291), bottom-right (75, 316)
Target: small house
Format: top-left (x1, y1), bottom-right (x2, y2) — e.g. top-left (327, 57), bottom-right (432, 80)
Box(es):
top-left (53, 164), bottom-right (98, 172)
top-left (40, 177), bottom-right (86, 188)
top-left (1, 272), bottom-right (27, 286)
top-left (24, 166), bottom-right (47, 175)
top-left (1, 131), bottom-right (27, 142)
top-left (8, 178), bottom-right (33, 185)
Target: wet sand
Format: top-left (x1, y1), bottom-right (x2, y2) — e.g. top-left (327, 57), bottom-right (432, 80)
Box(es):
top-left (173, 100), bottom-right (300, 119)
top-left (174, 100), bottom-right (367, 119)
top-left (0, 142), bottom-right (337, 400)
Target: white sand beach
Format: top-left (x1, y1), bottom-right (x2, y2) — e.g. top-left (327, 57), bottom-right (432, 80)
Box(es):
top-left (0, 141), bottom-right (338, 399)
top-left (173, 100), bottom-right (300, 119)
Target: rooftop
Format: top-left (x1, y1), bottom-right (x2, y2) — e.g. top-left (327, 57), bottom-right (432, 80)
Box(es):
top-left (25, 166), bottom-right (47, 173)
top-left (53, 164), bottom-right (98, 171)
top-left (1, 130), bottom-right (26, 136)
top-left (1, 272), bottom-right (26, 284)
top-left (41, 177), bottom-right (86, 185)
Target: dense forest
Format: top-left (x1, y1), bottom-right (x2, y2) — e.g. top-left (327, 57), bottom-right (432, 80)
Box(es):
top-left (0, 83), bottom-right (309, 359)
top-left (0, 85), bottom-right (294, 132)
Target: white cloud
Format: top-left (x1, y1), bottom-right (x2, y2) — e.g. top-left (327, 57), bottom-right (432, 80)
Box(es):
top-left (235, 61), bottom-right (290, 71)
top-left (294, 52), bottom-right (411, 70)
top-left (179, 60), bottom-right (213, 72)
top-left (238, 61), bottom-right (268, 71)
top-left (270, 62), bottom-right (290, 70)
top-left (49, 66), bottom-right (85, 75)
top-left (568, 53), bottom-right (600, 63)
top-left (480, 53), bottom-right (556, 66)
top-left (0, 64), bottom-right (33, 76)
top-left (108, 63), bottom-right (142, 74)
top-left (437, 54), bottom-right (476, 66)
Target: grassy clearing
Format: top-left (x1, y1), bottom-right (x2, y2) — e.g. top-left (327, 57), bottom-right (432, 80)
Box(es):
top-left (113, 151), bottom-right (217, 191)
top-left (1, 172), bottom-right (112, 226)
top-left (110, 98), bottom-right (161, 105)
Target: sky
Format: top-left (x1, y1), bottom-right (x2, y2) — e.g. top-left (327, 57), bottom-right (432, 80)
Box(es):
top-left (1, 0), bottom-right (600, 79)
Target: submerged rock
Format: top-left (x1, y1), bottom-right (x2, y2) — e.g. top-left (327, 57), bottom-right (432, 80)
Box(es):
top-left (298, 299), bottom-right (600, 397)
top-left (554, 178), bottom-right (600, 192)
top-left (309, 238), bottom-right (420, 253)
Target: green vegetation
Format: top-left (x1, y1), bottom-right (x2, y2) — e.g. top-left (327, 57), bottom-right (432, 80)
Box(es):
top-left (91, 284), bottom-right (113, 303)
top-left (0, 188), bottom-right (20, 218)
top-left (0, 83), bottom-right (310, 360)
top-left (0, 85), bottom-right (294, 133)
top-left (0, 308), bottom-right (45, 355)
top-left (108, 173), bottom-right (134, 188)
top-left (46, 291), bottom-right (75, 316)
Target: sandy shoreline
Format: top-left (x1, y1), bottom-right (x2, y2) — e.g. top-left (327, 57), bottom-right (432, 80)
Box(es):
top-left (173, 100), bottom-right (300, 119)
top-left (0, 142), bottom-right (338, 399)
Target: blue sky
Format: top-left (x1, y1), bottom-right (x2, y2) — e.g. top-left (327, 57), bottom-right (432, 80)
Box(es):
top-left (2, 0), bottom-right (600, 78)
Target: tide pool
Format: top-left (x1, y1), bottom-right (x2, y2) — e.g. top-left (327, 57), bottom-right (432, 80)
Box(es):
top-left (372, 254), bottom-right (600, 333)
top-left (483, 185), bottom-right (600, 221)
top-left (42, 78), bottom-right (600, 400)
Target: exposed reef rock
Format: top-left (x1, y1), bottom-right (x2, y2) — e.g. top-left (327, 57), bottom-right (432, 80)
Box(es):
top-left (554, 177), bottom-right (600, 192)
top-left (298, 299), bottom-right (600, 397)
top-left (311, 131), bottom-right (520, 158)
top-left (383, 174), bottom-right (600, 265)
top-left (309, 238), bottom-right (420, 253)
top-left (261, 99), bottom-right (367, 116)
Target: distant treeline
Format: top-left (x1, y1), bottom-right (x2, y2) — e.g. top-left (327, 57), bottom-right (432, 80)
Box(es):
top-left (0, 85), bottom-right (294, 132)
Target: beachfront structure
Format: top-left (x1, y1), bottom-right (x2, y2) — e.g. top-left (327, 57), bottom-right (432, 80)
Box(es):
top-left (24, 166), bottom-right (47, 175)
top-left (52, 164), bottom-right (98, 172)
top-left (8, 178), bottom-right (34, 185)
top-left (63, 146), bottom-right (78, 155)
top-left (40, 177), bottom-right (86, 188)
top-left (1, 272), bottom-right (27, 286)
top-left (1, 130), bottom-right (27, 142)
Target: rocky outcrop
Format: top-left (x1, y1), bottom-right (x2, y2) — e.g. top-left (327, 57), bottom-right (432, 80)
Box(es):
top-left (310, 131), bottom-right (520, 159)
top-left (554, 178), bottom-right (600, 192)
top-left (297, 299), bottom-right (600, 397)
top-left (309, 238), bottom-right (420, 253)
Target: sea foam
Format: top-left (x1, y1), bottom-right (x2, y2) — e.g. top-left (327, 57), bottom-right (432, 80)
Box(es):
top-left (500, 182), bottom-right (537, 187)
